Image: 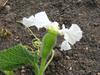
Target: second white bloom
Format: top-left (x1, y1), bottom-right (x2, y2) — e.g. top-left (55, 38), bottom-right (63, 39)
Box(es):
top-left (59, 24), bottom-right (82, 51)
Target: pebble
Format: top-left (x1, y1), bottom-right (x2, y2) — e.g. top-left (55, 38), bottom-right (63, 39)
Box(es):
top-left (21, 70), bottom-right (26, 73)
top-left (69, 67), bottom-right (72, 70)
top-left (86, 47), bottom-right (88, 50)
top-left (22, 66), bottom-right (25, 70)
top-left (16, 36), bottom-right (19, 39)
top-left (94, 23), bottom-right (99, 27)
top-left (4, 5), bottom-right (11, 12)
top-left (98, 73), bottom-right (100, 75)
top-left (77, 0), bottom-right (82, 2)
top-left (66, 56), bottom-right (70, 60)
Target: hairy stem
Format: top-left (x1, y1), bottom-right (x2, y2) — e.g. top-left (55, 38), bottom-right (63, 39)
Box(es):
top-left (39, 57), bottom-right (46, 75)
top-left (33, 63), bottom-right (39, 75)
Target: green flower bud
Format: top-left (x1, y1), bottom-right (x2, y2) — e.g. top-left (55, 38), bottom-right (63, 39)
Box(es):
top-left (41, 33), bottom-right (56, 58)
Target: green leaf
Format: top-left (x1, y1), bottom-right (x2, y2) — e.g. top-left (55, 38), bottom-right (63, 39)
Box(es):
top-left (2, 70), bottom-right (15, 75)
top-left (33, 51), bottom-right (39, 64)
top-left (0, 44), bottom-right (38, 71)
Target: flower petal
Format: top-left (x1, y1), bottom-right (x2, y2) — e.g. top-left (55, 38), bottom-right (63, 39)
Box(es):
top-left (34, 11), bottom-right (51, 29)
top-left (67, 24), bottom-right (82, 45)
top-left (22, 15), bottom-right (35, 27)
top-left (60, 40), bottom-right (71, 51)
top-left (69, 24), bottom-right (81, 31)
top-left (45, 21), bottom-right (59, 31)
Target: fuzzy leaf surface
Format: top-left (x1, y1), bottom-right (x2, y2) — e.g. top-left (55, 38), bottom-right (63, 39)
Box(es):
top-left (0, 44), bottom-right (37, 71)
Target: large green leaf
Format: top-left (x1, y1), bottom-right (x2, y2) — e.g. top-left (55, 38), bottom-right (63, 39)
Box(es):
top-left (0, 44), bottom-right (38, 71)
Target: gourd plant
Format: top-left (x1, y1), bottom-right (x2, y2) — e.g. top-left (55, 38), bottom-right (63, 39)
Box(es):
top-left (0, 11), bottom-right (82, 75)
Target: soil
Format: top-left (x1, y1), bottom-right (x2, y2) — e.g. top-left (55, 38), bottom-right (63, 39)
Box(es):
top-left (0, 0), bottom-right (100, 75)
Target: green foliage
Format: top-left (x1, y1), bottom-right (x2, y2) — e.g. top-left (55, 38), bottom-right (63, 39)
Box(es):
top-left (0, 44), bottom-right (39, 71)
top-left (41, 33), bottom-right (56, 58)
top-left (2, 70), bottom-right (15, 75)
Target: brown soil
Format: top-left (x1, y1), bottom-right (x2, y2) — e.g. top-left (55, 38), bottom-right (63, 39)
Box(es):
top-left (0, 0), bottom-right (100, 75)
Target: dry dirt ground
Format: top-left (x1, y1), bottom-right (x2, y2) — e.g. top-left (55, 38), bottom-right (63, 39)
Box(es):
top-left (0, 0), bottom-right (100, 75)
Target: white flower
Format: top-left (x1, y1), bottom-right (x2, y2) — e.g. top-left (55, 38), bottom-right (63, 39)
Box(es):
top-left (22, 15), bottom-right (35, 27)
top-left (22, 11), bottom-right (59, 32)
top-left (59, 24), bottom-right (82, 50)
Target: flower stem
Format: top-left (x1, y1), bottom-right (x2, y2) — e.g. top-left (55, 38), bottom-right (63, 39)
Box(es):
top-left (33, 63), bottom-right (39, 75)
top-left (39, 57), bottom-right (46, 75)
top-left (39, 50), bottom-right (54, 75)
top-left (44, 50), bottom-right (54, 71)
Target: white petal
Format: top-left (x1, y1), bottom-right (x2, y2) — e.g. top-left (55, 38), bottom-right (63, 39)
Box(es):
top-left (62, 24), bottom-right (66, 30)
top-left (66, 24), bottom-right (82, 45)
top-left (69, 24), bottom-right (81, 31)
top-left (34, 11), bottom-right (51, 29)
top-left (63, 33), bottom-right (68, 39)
top-left (29, 15), bottom-right (35, 21)
top-left (22, 15), bottom-right (35, 27)
top-left (45, 21), bottom-right (59, 31)
top-left (60, 40), bottom-right (71, 51)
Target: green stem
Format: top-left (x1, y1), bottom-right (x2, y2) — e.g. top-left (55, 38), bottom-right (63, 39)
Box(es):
top-left (33, 63), bottom-right (40, 75)
top-left (39, 57), bottom-right (46, 75)
top-left (27, 27), bottom-right (39, 41)
top-left (39, 50), bottom-right (54, 75)
top-left (44, 50), bottom-right (54, 71)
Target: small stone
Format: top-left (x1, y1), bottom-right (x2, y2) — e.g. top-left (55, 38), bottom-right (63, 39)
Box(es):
top-left (69, 67), bottom-right (72, 70)
top-left (4, 5), bottom-right (11, 12)
top-left (91, 34), bottom-right (95, 37)
top-left (74, 54), bottom-right (78, 56)
top-left (22, 66), bottom-right (25, 70)
top-left (16, 39), bottom-right (19, 42)
top-left (66, 56), bottom-right (70, 60)
top-left (77, 0), bottom-right (82, 2)
top-left (78, 14), bottom-right (82, 15)
top-left (61, 15), bottom-right (64, 17)
top-left (94, 23), bottom-right (99, 27)
top-left (21, 70), bottom-right (26, 73)
top-left (16, 36), bottom-right (19, 39)
top-left (74, 60), bottom-right (77, 63)
top-left (86, 47), bottom-right (88, 50)
top-left (98, 73), bottom-right (100, 75)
